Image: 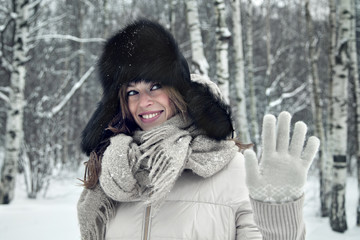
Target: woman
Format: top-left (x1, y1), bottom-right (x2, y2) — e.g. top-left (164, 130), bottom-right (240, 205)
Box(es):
top-left (77, 19), bottom-right (319, 240)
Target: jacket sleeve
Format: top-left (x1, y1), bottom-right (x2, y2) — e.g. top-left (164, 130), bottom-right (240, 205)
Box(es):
top-left (235, 200), bottom-right (263, 239)
top-left (249, 196), bottom-right (306, 240)
top-left (232, 152), bottom-right (263, 239)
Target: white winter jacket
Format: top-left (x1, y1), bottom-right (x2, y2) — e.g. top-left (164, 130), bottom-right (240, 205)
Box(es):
top-left (105, 152), bottom-right (305, 240)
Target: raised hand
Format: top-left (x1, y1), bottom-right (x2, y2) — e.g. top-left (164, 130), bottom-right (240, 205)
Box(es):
top-left (244, 111), bottom-right (320, 203)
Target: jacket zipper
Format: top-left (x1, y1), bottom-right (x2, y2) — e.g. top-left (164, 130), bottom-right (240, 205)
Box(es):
top-left (143, 205), bottom-right (152, 240)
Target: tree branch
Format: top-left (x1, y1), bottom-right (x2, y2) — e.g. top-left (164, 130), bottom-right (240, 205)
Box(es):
top-left (30, 34), bottom-right (105, 43)
top-left (37, 66), bottom-right (95, 118)
top-left (268, 83), bottom-right (307, 108)
top-left (0, 86), bottom-right (12, 105)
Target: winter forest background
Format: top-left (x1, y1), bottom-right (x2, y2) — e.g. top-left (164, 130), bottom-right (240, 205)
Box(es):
top-left (0, 0), bottom-right (360, 239)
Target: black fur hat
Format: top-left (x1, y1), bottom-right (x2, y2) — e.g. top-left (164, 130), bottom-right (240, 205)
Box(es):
top-left (81, 19), bottom-right (233, 156)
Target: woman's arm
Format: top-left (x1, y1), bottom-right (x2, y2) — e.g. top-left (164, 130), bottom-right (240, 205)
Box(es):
top-left (242, 111), bottom-right (319, 240)
top-left (249, 196), bottom-right (305, 240)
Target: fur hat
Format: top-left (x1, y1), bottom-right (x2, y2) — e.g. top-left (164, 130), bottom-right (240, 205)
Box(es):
top-left (81, 19), bottom-right (233, 156)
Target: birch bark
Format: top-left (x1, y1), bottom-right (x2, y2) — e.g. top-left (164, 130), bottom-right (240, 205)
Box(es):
top-left (214, 0), bottom-right (231, 103)
top-left (0, 0), bottom-right (33, 204)
top-left (231, 0), bottom-right (250, 142)
top-left (305, 0), bottom-right (332, 218)
top-left (185, 0), bottom-right (209, 76)
top-left (329, 0), bottom-right (352, 233)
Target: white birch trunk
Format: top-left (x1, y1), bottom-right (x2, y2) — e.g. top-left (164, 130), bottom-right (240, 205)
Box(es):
top-left (305, 0), bottom-right (332, 218)
top-left (246, 0), bottom-right (259, 145)
top-left (329, 0), bottom-right (352, 232)
top-left (0, 0), bottom-right (30, 204)
top-left (185, 0), bottom-right (209, 76)
top-left (214, 0), bottom-right (231, 103)
top-left (230, 0), bottom-right (250, 143)
top-left (327, 0), bottom-right (336, 148)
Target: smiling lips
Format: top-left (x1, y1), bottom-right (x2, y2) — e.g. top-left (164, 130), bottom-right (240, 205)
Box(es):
top-left (139, 111), bottom-right (163, 123)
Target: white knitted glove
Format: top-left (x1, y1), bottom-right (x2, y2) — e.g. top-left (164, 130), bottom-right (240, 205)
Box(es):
top-left (244, 111), bottom-right (320, 203)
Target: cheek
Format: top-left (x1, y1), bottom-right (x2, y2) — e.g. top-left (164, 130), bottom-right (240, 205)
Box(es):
top-left (127, 101), bottom-right (137, 118)
top-left (162, 95), bottom-right (175, 116)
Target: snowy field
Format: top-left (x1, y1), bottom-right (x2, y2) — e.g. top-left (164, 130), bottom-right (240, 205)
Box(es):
top-left (0, 172), bottom-right (359, 240)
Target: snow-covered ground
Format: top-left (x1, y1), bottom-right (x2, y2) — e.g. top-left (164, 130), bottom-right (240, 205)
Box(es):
top-left (304, 176), bottom-right (360, 240)
top-left (0, 172), bottom-right (359, 240)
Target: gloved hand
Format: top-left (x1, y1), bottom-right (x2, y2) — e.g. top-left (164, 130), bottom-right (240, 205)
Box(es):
top-left (244, 111), bottom-right (320, 203)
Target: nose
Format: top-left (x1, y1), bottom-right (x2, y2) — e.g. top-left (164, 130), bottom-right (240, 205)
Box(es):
top-left (139, 91), bottom-right (153, 108)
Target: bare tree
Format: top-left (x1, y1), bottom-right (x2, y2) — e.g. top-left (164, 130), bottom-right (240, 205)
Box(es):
top-left (245, 0), bottom-right (259, 145)
top-left (305, 0), bottom-right (331, 218)
top-left (214, 0), bottom-right (231, 103)
top-left (185, 0), bottom-right (209, 76)
top-left (0, 0), bottom-right (41, 204)
top-left (264, 0), bottom-right (272, 103)
top-left (230, 0), bottom-right (250, 142)
top-left (329, 0), bottom-right (353, 233)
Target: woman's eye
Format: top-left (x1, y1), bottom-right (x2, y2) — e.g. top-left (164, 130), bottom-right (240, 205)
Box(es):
top-left (127, 90), bottom-right (138, 97)
top-left (151, 83), bottom-right (162, 91)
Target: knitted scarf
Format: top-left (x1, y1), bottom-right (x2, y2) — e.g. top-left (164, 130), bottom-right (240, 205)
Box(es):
top-left (77, 115), bottom-right (239, 240)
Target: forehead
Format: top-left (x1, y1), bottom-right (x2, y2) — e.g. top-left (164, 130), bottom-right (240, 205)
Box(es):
top-left (127, 81), bottom-right (152, 88)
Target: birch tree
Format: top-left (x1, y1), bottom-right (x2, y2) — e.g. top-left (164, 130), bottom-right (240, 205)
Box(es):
top-left (214, 0), bottom-right (231, 103)
top-left (327, 0), bottom-right (336, 155)
top-left (0, 0), bottom-right (41, 204)
top-left (230, 0), bottom-right (250, 142)
top-left (305, 0), bottom-right (331, 218)
top-left (329, 0), bottom-right (353, 233)
top-left (185, 0), bottom-right (209, 76)
top-left (246, 0), bottom-right (259, 145)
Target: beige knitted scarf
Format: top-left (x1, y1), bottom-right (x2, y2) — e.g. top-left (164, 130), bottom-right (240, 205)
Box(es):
top-left (77, 115), bottom-right (238, 240)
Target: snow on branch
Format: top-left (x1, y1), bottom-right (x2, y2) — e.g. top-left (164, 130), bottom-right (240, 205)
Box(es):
top-left (0, 86), bottom-right (12, 105)
top-left (30, 14), bottom-right (66, 34)
top-left (31, 34), bottom-right (106, 43)
top-left (27, 0), bottom-right (42, 10)
top-left (0, 54), bottom-right (14, 72)
top-left (266, 68), bottom-right (290, 96)
top-left (37, 66), bottom-right (95, 118)
top-left (268, 83), bottom-right (307, 108)
top-left (0, 91), bottom-right (10, 104)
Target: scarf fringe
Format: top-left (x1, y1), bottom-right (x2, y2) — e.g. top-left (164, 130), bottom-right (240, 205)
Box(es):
top-left (78, 185), bottom-right (117, 240)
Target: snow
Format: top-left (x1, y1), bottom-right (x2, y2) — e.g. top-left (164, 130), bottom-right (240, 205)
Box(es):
top-left (0, 173), bottom-right (359, 240)
top-left (0, 173), bottom-right (83, 240)
top-left (304, 176), bottom-right (360, 240)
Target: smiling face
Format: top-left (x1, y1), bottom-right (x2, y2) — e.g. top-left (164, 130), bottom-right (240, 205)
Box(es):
top-left (126, 81), bottom-right (176, 131)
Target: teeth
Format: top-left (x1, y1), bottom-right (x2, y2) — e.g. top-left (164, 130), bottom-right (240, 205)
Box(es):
top-left (142, 112), bottom-right (159, 119)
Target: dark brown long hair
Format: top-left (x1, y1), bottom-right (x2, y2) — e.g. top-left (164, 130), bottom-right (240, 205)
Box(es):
top-left (82, 84), bottom-right (187, 189)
